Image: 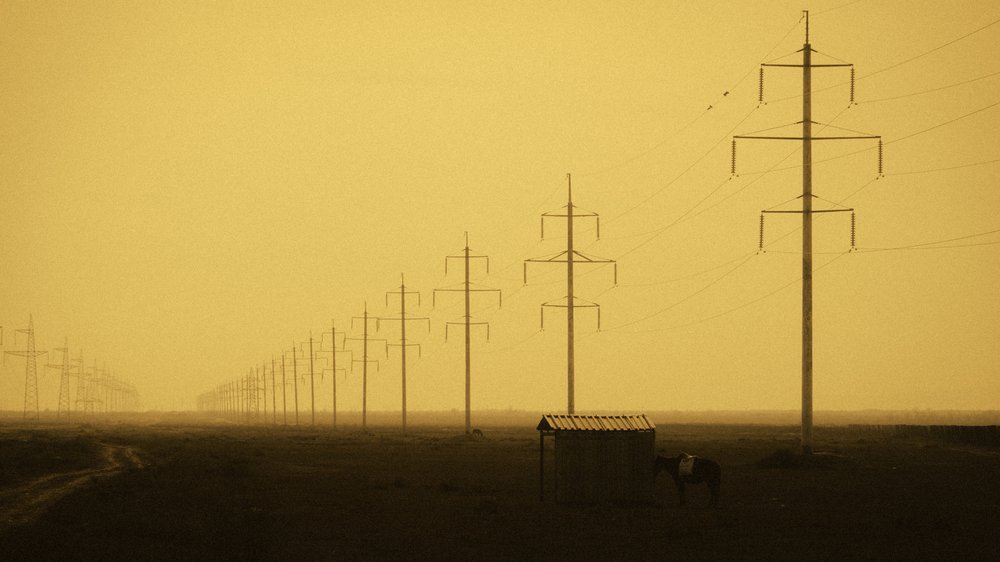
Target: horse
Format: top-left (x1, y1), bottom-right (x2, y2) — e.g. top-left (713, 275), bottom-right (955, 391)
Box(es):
top-left (653, 453), bottom-right (721, 508)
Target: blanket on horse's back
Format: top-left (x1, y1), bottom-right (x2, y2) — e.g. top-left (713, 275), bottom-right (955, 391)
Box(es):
top-left (679, 454), bottom-right (696, 477)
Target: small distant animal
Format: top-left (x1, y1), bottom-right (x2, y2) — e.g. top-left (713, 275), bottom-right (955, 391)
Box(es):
top-left (471, 428), bottom-right (484, 438)
top-left (653, 453), bottom-right (721, 508)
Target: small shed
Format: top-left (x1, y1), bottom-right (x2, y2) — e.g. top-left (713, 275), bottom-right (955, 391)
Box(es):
top-left (537, 414), bottom-right (656, 504)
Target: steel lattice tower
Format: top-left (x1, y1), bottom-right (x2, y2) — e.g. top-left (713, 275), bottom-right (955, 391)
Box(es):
top-left (5, 316), bottom-right (47, 422)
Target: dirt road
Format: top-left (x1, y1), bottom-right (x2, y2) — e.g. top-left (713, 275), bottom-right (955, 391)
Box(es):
top-left (0, 442), bottom-right (145, 529)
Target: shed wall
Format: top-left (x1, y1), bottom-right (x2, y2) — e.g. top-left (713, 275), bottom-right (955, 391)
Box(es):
top-left (554, 431), bottom-right (655, 504)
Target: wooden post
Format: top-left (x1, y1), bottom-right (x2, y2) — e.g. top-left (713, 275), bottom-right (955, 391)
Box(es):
top-left (539, 431), bottom-right (545, 502)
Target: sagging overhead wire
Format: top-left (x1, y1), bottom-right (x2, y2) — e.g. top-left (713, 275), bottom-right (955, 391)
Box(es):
top-left (886, 157), bottom-right (1000, 176)
top-left (855, 228), bottom-right (1000, 253)
top-left (860, 70), bottom-right (1000, 104)
top-left (574, 14), bottom-right (803, 182)
top-left (602, 251), bottom-right (852, 335)
top-left (595, 252), bottom-right (758, 333)
top-left (863, 16), bottom-right (1000, 82)
top-left (576, 15), bottom-right (804, 180)
top-left (766, 13), bottom-right (1000, 105)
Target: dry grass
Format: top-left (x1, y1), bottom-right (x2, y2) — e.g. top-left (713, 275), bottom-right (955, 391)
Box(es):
top-left (1, 422), bottom-right (998, 559)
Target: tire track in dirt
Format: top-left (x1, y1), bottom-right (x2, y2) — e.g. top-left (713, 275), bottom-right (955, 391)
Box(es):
top-left (0, 443), bottom-right (146, 529)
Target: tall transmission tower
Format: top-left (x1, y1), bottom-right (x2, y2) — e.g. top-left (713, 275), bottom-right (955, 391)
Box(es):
top-left (4, 316), bottom-right (47, 422)
top-left (380, 274), bottom-right (430, 433)
top-left (347, 303), bottom-right (387, 432)
top-left (319, 320), bottom-right (351, 429)
top-left (524, 174), bottom-right (617, 414)
top-left (434, 233), bottom-right (501, 434)
top-left (78, 359), bottom-right (100, 415)
top-left (260, 361), bottom-right (269, 425)
top-left (280, 352), bottom-right (289, 425)
top-left (45, 337), bottom-right (73, 419)
top-left (245, 367), bottom-right (260, 423)
top-left (270, 357), bottom-right (277, 425)
top-left (289, 345), bottom-right (301, 426)
top-left (733, 11), bottom-right (881, 454)
top-left (73, 350), bottom-right (87, 415)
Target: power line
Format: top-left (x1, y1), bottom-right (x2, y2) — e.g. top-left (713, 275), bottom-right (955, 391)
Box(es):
top-left (604, 105), bottom-right (760, 225)
top-left (601, 252), bottom-right (757, 332)
top-left (576, 14), bottom-right (804, 179)
top-left (887, 157), bottom-right (1000, 176)
top-left (618, 252), bottom-right (756, 288)
top-left (887, 100), bottom-right (1000, 144)
top-left (862, 16), bottom-right (1000, 81)
top-left (766, 14), bottom-right (1000, 104)
top-left (855, 228), bottom-right (1000, 252)
top-left (812, 0), bottom-right (866, 16)
top-left (609, 251), bottom-right (852, 335)
top-left (860, 70), bottom-right (1000, 104)
top-left (737, 99), bottom-right (1000, 177)
top-left (602, 104), bottom-right (858, 265)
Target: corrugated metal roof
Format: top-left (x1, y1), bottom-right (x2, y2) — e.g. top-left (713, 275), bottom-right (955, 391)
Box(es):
top-left (536, 414), bottom-right (655, 432)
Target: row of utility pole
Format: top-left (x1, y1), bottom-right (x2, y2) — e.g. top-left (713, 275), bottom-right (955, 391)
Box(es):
top-left (199, 175), bottom-right (621, 429)
top-left (198, 238), bottom-right (505, 434)
top-left (199, 13), bottom-right (878, 450)
top-left (1, 316), bottom-right (140, 421)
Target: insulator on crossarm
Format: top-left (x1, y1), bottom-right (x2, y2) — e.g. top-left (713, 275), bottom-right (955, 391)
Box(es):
top-left (877, 139), bottom-right (884, 177)
top-left (758, 67), bottom-right (765, 104)
top-left (849, 66), bottom-right (856, 105)
top-left (758, 213), bottom-right (766, 253)
top-left (850, 212), bottom-right (857, 250)
top-left (731, 139), bottom-right (737, 177)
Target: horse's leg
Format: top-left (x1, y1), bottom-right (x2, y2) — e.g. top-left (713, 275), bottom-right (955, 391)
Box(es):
top-left (674, 478), bottom-right (686, 506)
top-left (708, 477), bottom-right (720, 508)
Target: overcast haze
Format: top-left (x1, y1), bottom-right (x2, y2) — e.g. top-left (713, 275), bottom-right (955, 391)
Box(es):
top-left (2, 0), bottom-right (998, 414)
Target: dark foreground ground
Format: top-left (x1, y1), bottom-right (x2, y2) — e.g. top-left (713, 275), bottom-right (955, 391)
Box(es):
top-left (1, 422), bottom-right (998, 560)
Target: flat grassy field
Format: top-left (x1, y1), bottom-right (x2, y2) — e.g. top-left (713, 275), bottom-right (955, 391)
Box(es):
top-left (1, 421), bottom-right (998, 560)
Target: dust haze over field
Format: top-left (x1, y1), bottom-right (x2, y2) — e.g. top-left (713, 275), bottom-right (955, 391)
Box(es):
top-left (2, 1), bottom-right (999, 557)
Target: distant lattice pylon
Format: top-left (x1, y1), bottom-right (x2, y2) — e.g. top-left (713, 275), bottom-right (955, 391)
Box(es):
top-left (5, 316), bottom-right (47, 422)
top-left (45, 337), bottom-right (73, 419)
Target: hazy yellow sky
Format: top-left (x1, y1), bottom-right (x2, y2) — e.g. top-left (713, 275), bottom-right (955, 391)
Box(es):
top-left (2, 0), bottom-right (998, 413)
